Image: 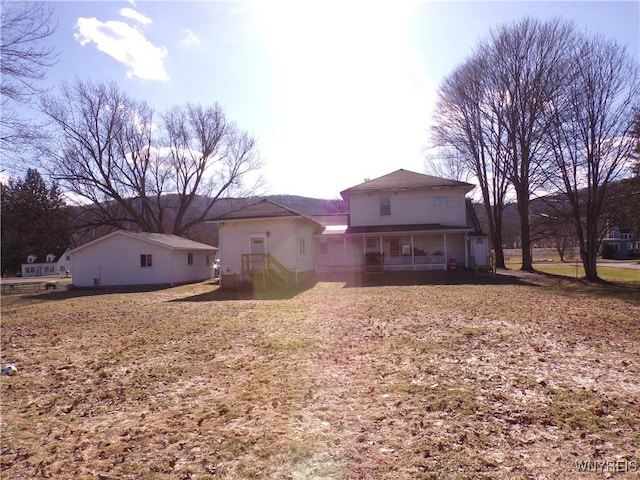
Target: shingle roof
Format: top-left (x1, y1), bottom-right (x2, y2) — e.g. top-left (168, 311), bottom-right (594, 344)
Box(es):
top-left (123, 232), bottom-right (217, 250)
top-left (213, 199), bottom-right (324, 233)
top-left (70, 231), bottom-right (217, 254)
top-left (345, 224), bottom-right (472, 235)
top-left (340, 169), bottom-right (474, 199)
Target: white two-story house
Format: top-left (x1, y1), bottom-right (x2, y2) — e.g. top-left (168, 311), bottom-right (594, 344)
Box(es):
top-left (213, 169), bottom-right (489, 288)
top-left (317, 169), bottom-right (488, 273)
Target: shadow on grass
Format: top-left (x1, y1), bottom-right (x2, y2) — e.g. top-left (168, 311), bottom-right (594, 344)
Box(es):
top-left (15, 283), bottom-right (181, 303)
top-left (171, 280), bottom-right (319, 302)
top-left (336, 270), bottom-right (538, 288)
top-left (531, 270), bottom-right (640, 305)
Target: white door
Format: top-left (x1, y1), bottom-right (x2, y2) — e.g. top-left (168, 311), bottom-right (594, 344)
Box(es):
top-left (471, 238), bottom-right (488, 266)
top-left (250, 237), bottom-right (265, 270)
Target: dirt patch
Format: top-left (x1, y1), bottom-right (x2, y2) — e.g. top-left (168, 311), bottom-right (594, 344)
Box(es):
top-left (1, 277), bottom-right (639, 479)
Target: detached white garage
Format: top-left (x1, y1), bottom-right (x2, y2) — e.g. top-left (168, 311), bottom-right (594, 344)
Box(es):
top-left (70, 231), bottom-right (217, 287)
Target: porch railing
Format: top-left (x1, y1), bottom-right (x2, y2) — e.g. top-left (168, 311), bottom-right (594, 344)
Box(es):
top-left (383, 254), bottom-right (445, 265)
top-left (240, 253), bottom-right (290, 288)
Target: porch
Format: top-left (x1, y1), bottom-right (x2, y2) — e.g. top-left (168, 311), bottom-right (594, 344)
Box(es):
top-left (360, 231), bottom-right (465, 273)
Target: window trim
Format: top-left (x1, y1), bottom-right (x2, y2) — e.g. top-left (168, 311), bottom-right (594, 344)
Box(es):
top-left (380, 196), bottom-right (391, 216)
top-left (140, 254), bottom-right (153, 267)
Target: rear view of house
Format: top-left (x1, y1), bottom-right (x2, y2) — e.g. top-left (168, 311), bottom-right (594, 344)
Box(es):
top-left (214, 169), bottom-right (490, 289)
top-left (70, 231), bottom-right (217, 287)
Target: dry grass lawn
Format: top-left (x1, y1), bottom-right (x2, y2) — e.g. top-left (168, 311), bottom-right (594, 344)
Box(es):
top-left (1, 271), bottom-right (639, 479)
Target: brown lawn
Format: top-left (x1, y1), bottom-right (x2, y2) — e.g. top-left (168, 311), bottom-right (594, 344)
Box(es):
top-left (1, 272), bottom-right (639, 479)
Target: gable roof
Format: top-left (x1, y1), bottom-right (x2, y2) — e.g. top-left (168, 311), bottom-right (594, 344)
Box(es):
top-left (24, 248), bottom-right (70, 264)
top-left (213, 199), bottom-right (324, 229)
top-left (340, 169), bottom-right (474, 200)
top-left (70, 231), bottom-right (217, 255)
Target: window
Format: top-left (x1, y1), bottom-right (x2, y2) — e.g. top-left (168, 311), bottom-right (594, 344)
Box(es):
top-left (380, 196), bottom-right (391, 216)
top-left (187, 253), bottom-right (194, 265)
top-left (299, 238), bottom-right (306, 255)
top-left (434, 195), bottom-right (448, 206)
top-left (320, 241), bottom-right (328, 254)
top-left (60, 266), bottom-right (66, 273)
top-left (66, 255), bottom-right (71, 261)
top-left (140, 254), bottom-right (153, 267)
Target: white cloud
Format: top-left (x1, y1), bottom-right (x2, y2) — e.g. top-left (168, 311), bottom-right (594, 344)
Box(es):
top-left (119, 7), bottom-right (152, 26)
top-left (182, 29), bottom-right (200, 47)
top-left (74, 17), bottom-right (169, 81)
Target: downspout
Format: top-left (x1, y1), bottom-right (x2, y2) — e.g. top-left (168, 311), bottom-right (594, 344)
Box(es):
top-left (464, 233), bottom-right (469, 270)
top-left (170, 248), bottom-right (175, 287)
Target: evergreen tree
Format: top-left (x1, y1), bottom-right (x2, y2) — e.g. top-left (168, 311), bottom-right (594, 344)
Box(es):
top-left (1, 168), bottom-right (71, 275)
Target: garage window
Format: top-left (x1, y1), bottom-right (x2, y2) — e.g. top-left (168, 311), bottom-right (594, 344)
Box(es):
top-left (140, 254), bottom-right (153, 267)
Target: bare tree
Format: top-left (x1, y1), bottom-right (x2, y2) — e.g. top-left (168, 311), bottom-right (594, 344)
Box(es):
top-left (547, 35), bottom-right (639, 281)
top-left (482, 18), bottom-right (575, 271)
top-left (1, 2), bottom-right (58, 168)
top-left (432, 53), bottom-right (511, 268)
top-left (39, 79), bottom-right (263, 237)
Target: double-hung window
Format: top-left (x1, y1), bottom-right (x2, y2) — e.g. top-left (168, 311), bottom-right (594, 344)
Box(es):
top-left (380, 196), bottom-right (391, 216)
top-left (140, 254), bottom-right (153, 267)
top-left (187, 253), bottom-right (194, 265)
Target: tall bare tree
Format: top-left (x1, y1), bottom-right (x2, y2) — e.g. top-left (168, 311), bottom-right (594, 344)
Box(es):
top-left (481, 18), bottom-right (575, 271)
top-left (432, 53), bottom-right (511, 268)
top-left (1, 2), bottom-right (58, 168)
top-left (546, 36), bottom-right (639, 281)
top-left (40, 79), bottom-right (263, 237)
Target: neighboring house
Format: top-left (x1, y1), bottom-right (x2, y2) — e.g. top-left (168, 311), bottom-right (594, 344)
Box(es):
top-left (69, 231), bottom-right (217, 287)
top-left (214, 199), bottom-right (324, 288)
top-left (601, 225), bottom-right (640, 260)
top-left (21, 248), bottom-right (72, 277)
top-left (214, 169), bottom-right (490, 288)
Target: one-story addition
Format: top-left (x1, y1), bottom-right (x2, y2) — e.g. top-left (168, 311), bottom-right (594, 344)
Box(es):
top-left (69, 230), bottom-right (217, 287)
top-left (214, 169), bottom-right (489, 288)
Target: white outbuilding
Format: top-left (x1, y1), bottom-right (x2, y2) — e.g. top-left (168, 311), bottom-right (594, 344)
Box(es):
top-left (69, 230), bottom-right (217, 287)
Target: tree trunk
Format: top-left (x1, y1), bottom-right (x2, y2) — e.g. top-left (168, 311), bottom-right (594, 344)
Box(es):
top-left (515, 186), bottom-right (534, 272)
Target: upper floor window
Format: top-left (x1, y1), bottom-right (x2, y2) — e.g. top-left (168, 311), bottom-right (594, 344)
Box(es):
top-left (187, 253), bottom-right (194, 265)
top-left (46, 254), bottom-right (55, 263)
top-left (140, 254), bottom-right (153, 267)
top-left (380, 196), bottom-right (391, 216)
top-left (434, 195), bottom-right (448, 206)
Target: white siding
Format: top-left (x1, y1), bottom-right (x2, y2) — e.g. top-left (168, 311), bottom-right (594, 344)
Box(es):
top-left (349, 188), bottom-right (468, 227)
top-left (72, 235), bottom-right (173, 287)
top-left (218, 217), bottom-right (318, 277)
top-left (171, 250), bottom-right (213, 284)
top-left (72, 235), bottom-right (214, 287)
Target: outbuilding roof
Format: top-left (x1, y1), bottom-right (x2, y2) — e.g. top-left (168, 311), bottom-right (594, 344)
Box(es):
top-left (70, 231), bottom-right (217, 254)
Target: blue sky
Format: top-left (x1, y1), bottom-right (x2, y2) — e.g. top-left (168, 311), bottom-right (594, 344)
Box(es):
top-left (16, 1), bottom-right (640, 199)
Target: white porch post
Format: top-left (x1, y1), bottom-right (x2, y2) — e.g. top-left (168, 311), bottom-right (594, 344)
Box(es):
top-left (411, 235), bottom-right (414, 264)
top-left (443, 232), bottom-right (448, 270)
